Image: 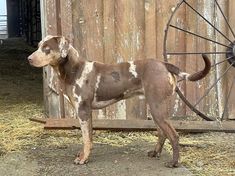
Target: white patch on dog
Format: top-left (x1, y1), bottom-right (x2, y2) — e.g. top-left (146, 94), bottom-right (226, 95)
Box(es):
top-left (76, 62), bottom-right (94, 88)
top-left (128, 61), bottom-right (138, 78)
top-left (93, 74), bottom-right (101, 104)
top-left (168, 73), bottom-right (176, 94)
top-left (77, 62), bottom-right (94, 87)
top-left (59, 37), bottom-right (68, 58)
top-left (63, 94), bottom-right (72, 104)
top-left (72, 62), bottom-right (94, 115)
top-left (179, 72), bottom-right (190, 80)
top-left (95, 74), bottom-right (101, 91)
top-left (72, 85), bottom-right (82, 114)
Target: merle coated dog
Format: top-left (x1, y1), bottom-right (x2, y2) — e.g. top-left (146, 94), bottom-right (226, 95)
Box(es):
top-left (28, 35), bottom-right (210, 167)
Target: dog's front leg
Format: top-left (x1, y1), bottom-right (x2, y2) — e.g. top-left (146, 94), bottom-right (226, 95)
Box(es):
top-left (74, 108), bottom-right (93, 165)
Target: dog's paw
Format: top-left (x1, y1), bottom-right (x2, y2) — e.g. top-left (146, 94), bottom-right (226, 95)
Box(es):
top-left (147, 150), bottom-right (161, 159)
top-left (164, 161), bottom-right (180, 168)
top-left (74, 157), bottom-right (88, 165)
top-left (148, 150), bottom-right (157, 158)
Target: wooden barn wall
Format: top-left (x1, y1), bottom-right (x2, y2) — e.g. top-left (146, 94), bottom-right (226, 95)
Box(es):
top-left (41, 0), bottom-right (235, 119)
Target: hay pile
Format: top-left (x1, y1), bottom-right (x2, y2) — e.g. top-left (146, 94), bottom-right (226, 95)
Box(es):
top-left (180, 133), bottom-right (235, 176)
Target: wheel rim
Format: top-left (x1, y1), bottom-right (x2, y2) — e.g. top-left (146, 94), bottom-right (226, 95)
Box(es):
top-left (164, 0), bottom-right (235, 121)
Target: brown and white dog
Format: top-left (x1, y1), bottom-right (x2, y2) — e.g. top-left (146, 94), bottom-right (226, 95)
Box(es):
top-left (28, 35), bottom-right (211, 167)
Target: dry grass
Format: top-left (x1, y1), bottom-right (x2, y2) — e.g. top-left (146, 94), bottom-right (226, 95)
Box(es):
top-left (180, 133), bottom-right (235, 176)
top-left (1, 38), bottom-right (235, 176)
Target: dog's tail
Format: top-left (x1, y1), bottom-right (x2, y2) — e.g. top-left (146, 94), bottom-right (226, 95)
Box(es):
top-left (164, 54), bottom-right (211, 81)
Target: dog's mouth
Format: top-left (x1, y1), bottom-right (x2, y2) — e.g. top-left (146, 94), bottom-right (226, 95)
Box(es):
top-left (27, 59), bottom-right (42, 67)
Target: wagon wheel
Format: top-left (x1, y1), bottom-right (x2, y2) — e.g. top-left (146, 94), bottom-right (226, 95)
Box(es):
top-left (164, 0), bottom-right (235, 121)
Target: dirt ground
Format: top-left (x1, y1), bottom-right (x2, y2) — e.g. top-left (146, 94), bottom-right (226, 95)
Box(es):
top-left (0, 142), bottom-right (193, 176)
top-left (1, 38), bottom-right (235, 176)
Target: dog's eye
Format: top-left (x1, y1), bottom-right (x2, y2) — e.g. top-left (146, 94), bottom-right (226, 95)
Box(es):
top-left (43, 46), bottom-right (51, 54)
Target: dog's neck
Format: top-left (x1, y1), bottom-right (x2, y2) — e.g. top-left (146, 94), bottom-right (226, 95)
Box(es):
top-left (66, 45), bottom-right (81, 65)
top-left (55, 45), bottom-right (85, 84)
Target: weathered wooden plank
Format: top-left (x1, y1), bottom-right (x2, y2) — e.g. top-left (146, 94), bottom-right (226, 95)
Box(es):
top-left (227, 0), bottom-right (235, 119)
top-left (60, 0), bottom-right (73, 40)
top-left (198, 0), bottom-right (217, 117)
top-left (115, 0), bottom-right (146, 120)
top-left (43, 0), bottom-right (63, 118)
top-left (60, 0), bottom-right (74, 119)
top-left (103, 0), bottom-right (117, 120)
top-left (29, 117), bottom-right (47, 124)
top-left (33, 118), bottom-right (235, 133)
top-left (144, 0), bottom-right (157, 120)
top-left (145, 0), bottom-right (157, 59)
top-left (185, 0), bottom-right (198, 116)
top-left (133, 0), bottom-right (147, 120)
top-left (172, 2), bottom-right (187, 117)
top-left (72, 0), bottom-right (105, 120)
top-left (156, 0), bottom-right (186, 117)
top-left (215, 0), bottom-right (228, 119)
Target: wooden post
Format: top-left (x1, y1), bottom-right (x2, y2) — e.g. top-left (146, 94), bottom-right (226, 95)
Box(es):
top-left (42, 0), bottom-right (64, 118)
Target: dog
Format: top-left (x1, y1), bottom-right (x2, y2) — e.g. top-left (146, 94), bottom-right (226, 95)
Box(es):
top-left (28, 35), bottom-right (211, 167)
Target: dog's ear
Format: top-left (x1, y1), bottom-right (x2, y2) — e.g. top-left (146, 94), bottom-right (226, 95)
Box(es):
top-left (58, 37), bottom-right (70, 58)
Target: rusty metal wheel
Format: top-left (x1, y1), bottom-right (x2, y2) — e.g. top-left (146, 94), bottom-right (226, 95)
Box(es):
top-left (164, 0), bottom-right (235, 121)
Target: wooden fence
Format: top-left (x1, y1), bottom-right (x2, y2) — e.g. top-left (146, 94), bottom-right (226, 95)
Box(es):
top-left (40, 0), bottom-right (235, 121)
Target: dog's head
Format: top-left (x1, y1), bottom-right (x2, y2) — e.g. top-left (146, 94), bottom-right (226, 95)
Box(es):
top-left (28, 35), bottom-right (70, 67)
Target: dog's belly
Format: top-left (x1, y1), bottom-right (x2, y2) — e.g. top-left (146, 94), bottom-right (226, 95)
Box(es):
top-left (95, 85), bottom-right (126, 101)
top-left (92, 88), bottom-right (144, 109)
top-left (95, 80), bottom-right (142, 101)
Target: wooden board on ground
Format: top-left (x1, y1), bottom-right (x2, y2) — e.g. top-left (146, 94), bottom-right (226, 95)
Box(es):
top-left (29, 118), bottom-right (235, 133)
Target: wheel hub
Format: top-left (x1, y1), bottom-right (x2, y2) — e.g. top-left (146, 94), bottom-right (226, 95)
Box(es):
top-left (226, 41), bottom-right (235, 66)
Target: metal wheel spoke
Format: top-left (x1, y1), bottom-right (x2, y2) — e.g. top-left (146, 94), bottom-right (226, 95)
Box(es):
top-left (221, 77), bottom-right (235, 120)
top-left (183, 0), bottom-right (233, 43)
top-left (194, 63), bottom-right (235, 107)
top-left (169, 24), bottom-right (232, 49)
top-left (211, 56), bottom-right (234, 67)
top-left (175, 87), bottom-right (214, 121)
top-left (215, 0), bottom-right (235, 39)
top-left (167, 51), bottom-right (232, 55)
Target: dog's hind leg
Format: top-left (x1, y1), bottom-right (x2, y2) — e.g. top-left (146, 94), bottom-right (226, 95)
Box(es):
top-left (148, 126), bottom-right (166, 158)
top-left (149, 99), bottom-right (179, 168)
top-left (144, 81), bottom-right (179, 168)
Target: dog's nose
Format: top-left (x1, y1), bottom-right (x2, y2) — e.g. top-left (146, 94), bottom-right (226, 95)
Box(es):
top-left (28, 55), bottom-right (33, 62)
